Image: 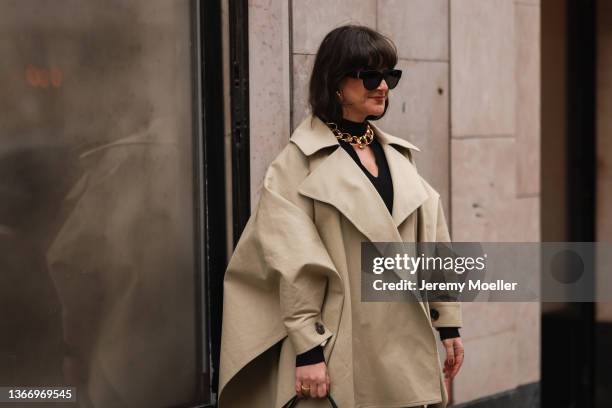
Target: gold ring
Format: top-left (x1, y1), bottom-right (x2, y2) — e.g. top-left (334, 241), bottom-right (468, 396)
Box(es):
top-left (301, 384), bottom-right (311, 396)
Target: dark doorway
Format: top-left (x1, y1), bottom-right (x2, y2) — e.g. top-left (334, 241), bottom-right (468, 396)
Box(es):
top-left (201, 0), bottom-right (251, 405)
top-left (541, 0), bottom-right (597, 407)
top-left (199, 0), bottom-right (228, 406)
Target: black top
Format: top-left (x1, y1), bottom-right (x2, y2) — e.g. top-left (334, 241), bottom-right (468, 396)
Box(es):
top-left (338, 136), bottom-right (393, 214)
top-left (296, 118), bottom-right (459, 367)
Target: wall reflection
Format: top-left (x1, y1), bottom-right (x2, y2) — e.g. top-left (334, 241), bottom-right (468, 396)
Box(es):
top-left (0, 1), bottom-right (198, 407)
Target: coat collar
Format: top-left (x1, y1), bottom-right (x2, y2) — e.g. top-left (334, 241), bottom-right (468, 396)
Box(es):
top-left (290, 113), bottom-right (421, 156)
top-left (291, 113), bottom-right (429, 244)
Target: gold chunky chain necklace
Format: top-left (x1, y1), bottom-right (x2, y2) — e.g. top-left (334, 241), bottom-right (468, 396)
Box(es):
top-left (326, 121), bottom-right (374, 149)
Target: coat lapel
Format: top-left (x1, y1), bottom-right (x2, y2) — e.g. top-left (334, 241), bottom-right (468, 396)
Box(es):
top-left (382, 143), bottom-right (430, 229)
top-left (297, 145), bottom-right (402, 243)
top-left (291, 114), bottom-right (430, 241)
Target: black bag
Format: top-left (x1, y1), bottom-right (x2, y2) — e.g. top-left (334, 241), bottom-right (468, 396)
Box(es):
top-left (282, 395), bottom-right (338, 408)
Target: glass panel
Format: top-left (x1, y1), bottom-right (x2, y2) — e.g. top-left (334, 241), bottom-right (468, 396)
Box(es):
top-left (0, 1), bottom-right (200, 407)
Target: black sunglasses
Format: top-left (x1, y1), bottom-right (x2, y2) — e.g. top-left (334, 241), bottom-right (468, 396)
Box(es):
top-left (346, 68), bottom-right (402, 90)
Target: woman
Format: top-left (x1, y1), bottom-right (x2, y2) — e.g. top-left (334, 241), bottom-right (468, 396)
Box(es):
top-left (219, 25), bottom-right (464, 408)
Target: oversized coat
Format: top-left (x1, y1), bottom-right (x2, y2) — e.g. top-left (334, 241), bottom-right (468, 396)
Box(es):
top-left (219, 113), bottom-right (462, 408)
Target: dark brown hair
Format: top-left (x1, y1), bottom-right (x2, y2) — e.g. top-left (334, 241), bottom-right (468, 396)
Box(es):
top-left (308, 24), bottom-right (398, 124)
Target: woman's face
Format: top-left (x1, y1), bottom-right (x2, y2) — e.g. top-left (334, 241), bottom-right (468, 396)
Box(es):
top-left (337, 68), bottom-right (389, 122)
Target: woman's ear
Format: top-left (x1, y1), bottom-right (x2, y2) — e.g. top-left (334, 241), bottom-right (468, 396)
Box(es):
top-left (335, 78), bottom-right (345, 103)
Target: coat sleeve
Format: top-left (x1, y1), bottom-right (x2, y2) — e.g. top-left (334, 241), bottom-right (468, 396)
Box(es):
top-left (258, 185), bottom-right (336, 354)
top-left (221, 168), bottom-right (337, 379)
top-left (427, 198), bottom-right (463, 328)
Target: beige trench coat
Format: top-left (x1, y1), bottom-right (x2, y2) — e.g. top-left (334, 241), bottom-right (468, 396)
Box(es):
top-left (219, 113), bottom-right (462, 408)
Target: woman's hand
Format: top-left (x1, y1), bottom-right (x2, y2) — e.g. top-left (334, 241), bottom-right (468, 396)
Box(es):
top-left (442, 337), bottom-right (464, 379)
top-left (295, 361), bottom-right (330, 398)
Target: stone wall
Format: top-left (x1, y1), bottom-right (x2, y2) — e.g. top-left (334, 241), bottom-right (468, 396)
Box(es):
top-left (449, 0), bottom-right (541, 403)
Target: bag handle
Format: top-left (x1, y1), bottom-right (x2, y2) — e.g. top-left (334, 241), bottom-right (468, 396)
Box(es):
top-left (281, 395), bottom-right (338, 408)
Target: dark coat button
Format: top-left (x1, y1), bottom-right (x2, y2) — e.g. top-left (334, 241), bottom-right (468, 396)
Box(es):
top-left (315, 322), bottom-right (325, 335)
top-left (430, 308), bottom-right (440, 321)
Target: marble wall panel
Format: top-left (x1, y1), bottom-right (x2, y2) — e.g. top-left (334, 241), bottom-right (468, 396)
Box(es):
top-left (292, 0), bottom-right (377, 54)
top-left (291, 53), bottom-right (315, 130)
top-left (515, 3), bottom-right (541, 196)
top-left (516, 301), bottom-right (541, 384)
top-left (451, 137), bottom-right (540, 243)
top-left (451, 137), bottom-right (517, 242)
top-left (249, 0), bottom-right (292, 206)
top-left (507, 195), bottom-right (540, 242)
top-left (450, 0), bottom-right (516, 136)
top-left (459, 303), bottom-right (516, 342)
top-left (377, 0), bottom-right (448, 61)
top-left (453, 330), bottom-right (519, 403)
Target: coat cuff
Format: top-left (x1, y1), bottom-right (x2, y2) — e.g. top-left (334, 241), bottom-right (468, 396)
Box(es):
top-left (429, 302), bottom-right (462, 328)
top-left (287, 317), bottom-right (333, 355)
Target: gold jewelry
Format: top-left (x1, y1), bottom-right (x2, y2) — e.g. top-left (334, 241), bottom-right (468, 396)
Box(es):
top-left (300, 384), bottom-right (311, 396)
top-left (326, 121), bottom-right (374, 149)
